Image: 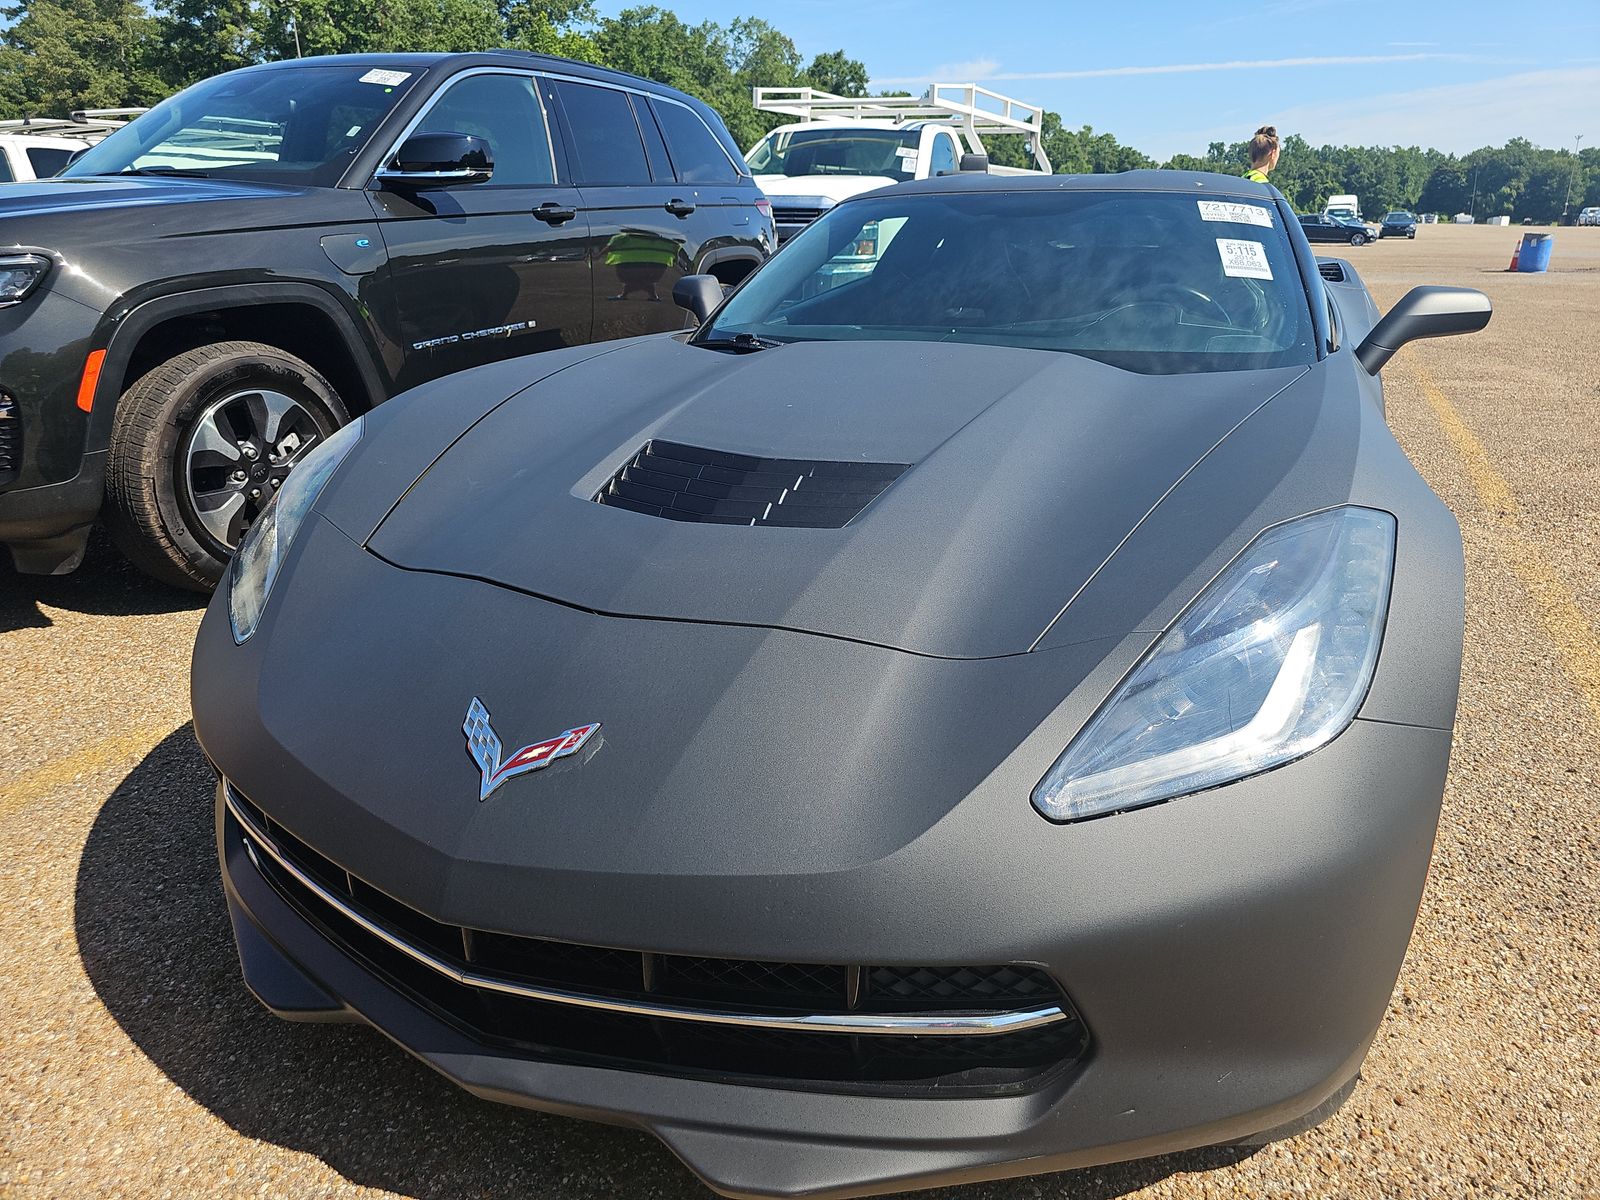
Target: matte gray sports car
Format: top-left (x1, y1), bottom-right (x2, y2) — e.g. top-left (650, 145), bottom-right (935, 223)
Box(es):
top-left (193, 172), bottom-right (1490, 1198)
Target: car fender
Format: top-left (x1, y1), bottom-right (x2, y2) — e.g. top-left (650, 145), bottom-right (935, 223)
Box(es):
top-left (82, 280), bottom-right (390, 454)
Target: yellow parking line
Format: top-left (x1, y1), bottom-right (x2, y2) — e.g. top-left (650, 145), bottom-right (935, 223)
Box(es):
top-left (1417, 365), bottom-right (1600, 723)
top-left (0, 726), bottom-right (177, 819)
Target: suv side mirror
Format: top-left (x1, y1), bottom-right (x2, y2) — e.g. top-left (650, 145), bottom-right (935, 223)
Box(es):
top-left (1355, 285), bottom-right (1491, 373)
top-left (377, 132), bottom-right (493, 186)
top-left (673, 274), bottom-right (723, 324)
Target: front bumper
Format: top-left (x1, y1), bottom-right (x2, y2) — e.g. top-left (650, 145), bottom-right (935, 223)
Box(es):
top-left (216, 714), bottom-right (1447, 1198)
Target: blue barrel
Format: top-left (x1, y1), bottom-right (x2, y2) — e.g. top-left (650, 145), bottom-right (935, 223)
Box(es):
top-left (1517, 233), bottom-right (1554, 272)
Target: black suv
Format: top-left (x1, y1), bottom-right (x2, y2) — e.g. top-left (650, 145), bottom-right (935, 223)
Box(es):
top-left (0, 53), bottom-right (772, 587)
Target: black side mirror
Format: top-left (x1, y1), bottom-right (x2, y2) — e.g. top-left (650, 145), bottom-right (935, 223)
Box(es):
top-left (1355, 285), bottom-right (1491, 374)
top-left (377, 132), bottom-right (493, 186)
top-left (673, 274), bottom-right (723, 324)
top-left (959, 153), bottom-right (989, 173)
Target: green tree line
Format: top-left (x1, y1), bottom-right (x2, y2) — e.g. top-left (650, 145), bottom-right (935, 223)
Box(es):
top-left (3, 0), bottom-right (1595, 220)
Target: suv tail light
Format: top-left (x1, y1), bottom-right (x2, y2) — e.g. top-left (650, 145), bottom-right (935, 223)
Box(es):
top-left (754, 198), bottom-right (772, 218)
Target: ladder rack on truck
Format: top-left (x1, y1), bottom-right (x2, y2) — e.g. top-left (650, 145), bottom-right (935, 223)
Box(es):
top-left (752, 83), bottom-right (1051, 174)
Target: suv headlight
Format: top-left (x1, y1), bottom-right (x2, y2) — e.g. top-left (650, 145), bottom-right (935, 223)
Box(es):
top-left (0, 255), bottom-right (51, 307)
top-left (229, 416), bottom-right (363, 643)
top-left (1033, 506), bottom-right (1396, 822)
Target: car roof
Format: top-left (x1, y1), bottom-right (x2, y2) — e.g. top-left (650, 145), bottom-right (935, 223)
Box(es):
top-left (240, 51), bottom-right (703, 109)
top-left (876, 169), bottom-right (1282, 200)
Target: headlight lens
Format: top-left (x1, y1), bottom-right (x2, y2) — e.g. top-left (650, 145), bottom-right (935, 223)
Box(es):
top-left (1032, 506), bottom-right (1396, 821)
top-left (228, 416), bottom-right (363, 643)
top-left (0, 254), bottom-right (51, 306)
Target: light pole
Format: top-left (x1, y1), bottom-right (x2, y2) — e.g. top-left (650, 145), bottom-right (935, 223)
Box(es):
top-left (1561, 134), bottom-right (1584, 224)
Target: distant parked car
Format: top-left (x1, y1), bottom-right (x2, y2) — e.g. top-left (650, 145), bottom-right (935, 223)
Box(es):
top-left (1381, 211), bottom-right (1417, 239)
top-left (0, 52), bottom-right (773, 588)
top-left (1578, 206), bottom-right (1600, 226)
top-left (1299, 212), bottom-right (1371, 245)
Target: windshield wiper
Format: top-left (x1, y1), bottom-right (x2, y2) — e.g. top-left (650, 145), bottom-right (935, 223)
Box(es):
top-left (114, 166), bottom-right (212, 178)
top-left (695, 332), bottom-right (784, 353)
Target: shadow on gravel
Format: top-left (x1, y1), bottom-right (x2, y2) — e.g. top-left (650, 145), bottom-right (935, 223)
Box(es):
top-left (0, 528), bottom-right (202, 633)
top-left (76, 726), bottom-right (1252, 1200)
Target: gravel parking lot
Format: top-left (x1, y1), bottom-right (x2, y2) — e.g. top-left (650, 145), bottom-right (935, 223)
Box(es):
top-left (3, 224), bottom-right (1597, 1200)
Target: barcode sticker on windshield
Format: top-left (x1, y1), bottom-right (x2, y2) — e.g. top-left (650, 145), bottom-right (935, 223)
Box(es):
top-left (359, 69), bottom-right (411, 86)
top-left (1216, 238), bottom-right (1273, 279)
top-left (1198, 200), bottom-right (1273, 228)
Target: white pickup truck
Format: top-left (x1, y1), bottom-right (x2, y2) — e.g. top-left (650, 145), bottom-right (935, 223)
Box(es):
top-left (0, 110), bottom-right (144, 182)
top-left (745, 84), bottom-right (1051, 242)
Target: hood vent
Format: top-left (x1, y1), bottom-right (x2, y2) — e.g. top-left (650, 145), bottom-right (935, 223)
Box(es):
top-left (594, 440), bottom-right (907, 528)
top-left (1317, 260), bottom-right (1347, 283)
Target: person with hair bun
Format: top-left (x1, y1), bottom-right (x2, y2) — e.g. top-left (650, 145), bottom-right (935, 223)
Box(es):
top-left (1243, 125), bottom-right (1280, 183)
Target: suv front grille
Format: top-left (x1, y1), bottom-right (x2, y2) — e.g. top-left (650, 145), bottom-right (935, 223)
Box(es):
top-left (594, 439), bottom-right (907, 528)
top-left (0, 392), bottom-right (20, 486)
top-left (228, 790), bottom-right (1088, 1094)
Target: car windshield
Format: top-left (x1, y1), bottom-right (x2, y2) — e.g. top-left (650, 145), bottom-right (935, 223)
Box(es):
top-left (701, 189), bottom-right (1317, 374)
top-left (1386, 212), bottom-right (1410, 220)
top-left (746, 128), bottom-right (919, 182)
top-left (63, 64), bottom-right (420, 187)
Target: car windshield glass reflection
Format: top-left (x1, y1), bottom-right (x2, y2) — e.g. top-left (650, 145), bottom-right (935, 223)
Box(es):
top-left (702, 190), bottom-right (1317, 374)
top-left (64, 65), bottom-right (419, 188)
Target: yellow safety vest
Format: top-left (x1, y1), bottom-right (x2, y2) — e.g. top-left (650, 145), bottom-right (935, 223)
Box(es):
top-left (1243, 167), bottom-right (1270, 183)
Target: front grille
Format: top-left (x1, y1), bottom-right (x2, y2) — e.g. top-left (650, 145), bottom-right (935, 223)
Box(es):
top-left (229, 794), bottom-right (1088, 1094)
top-left (1317, 260), bottom-right (1347, 283)
top-left (594, 439), bottom-right (907, 529)
top-left (0, 392), bottom-right (20, 486)
top-left (774, 206), bottom-right (831, 240)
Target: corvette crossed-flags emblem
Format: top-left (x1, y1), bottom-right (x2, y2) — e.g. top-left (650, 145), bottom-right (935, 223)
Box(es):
top-left (463, 697), bottom-right (600, 801)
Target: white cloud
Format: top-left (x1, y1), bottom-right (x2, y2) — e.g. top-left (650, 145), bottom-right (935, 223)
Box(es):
top-left (1150, 66), bottom-right (1600, 159)
top-left (873, 51), bottom-right (1471, 87)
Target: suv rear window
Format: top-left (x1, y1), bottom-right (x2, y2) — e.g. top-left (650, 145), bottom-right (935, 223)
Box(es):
top-left (25, 147), bottom-right (74, 177)
top-left (554, 81), bottom-right (649, 185)
top-left (652, 99), bottom-right (739, 183)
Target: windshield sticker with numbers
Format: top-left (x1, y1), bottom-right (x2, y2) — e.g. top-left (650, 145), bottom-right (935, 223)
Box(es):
top-left (1216, 238), bottom-right (1273, 279)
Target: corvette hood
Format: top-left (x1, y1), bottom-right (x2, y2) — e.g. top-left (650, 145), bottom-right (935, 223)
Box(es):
top-left (370, 338), bottom-right (1306, 658)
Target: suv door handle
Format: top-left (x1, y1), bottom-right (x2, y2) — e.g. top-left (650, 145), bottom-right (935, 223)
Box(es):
top-left (665, 198), bottom-right (696, 217)
top-left (533, 202), bottom-right (576, 224)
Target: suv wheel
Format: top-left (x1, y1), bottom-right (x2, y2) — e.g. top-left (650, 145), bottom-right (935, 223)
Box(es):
top-left (105, 341), bottom-right (350, 591)
top-left (1349, 232), bottom-right (1367, 246)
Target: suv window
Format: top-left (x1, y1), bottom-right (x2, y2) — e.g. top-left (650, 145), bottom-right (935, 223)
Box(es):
top-left (418, 74), bottom-right (555, 186)
top-left (554, 81), bottom-right (649, 185)
top-left (653, 99), bottom-right (739, 183)
top-left (929, 133), bottom-right (958, 177)
top-left (0, 151), bottom-right (12, 183)
top-left (64, 65), bottom-right (419, 187)
top-left (25, 146), bottom-right (73, 177)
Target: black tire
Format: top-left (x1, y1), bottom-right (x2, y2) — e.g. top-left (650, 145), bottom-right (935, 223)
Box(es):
top-left (105, 341), bottom-right (350, 591)
top-left (1349, 232), bottom-right (1367, 246)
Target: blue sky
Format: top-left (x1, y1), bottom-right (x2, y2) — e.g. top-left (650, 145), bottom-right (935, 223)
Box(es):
top-left (599, 0), bottom-right (1599, 159)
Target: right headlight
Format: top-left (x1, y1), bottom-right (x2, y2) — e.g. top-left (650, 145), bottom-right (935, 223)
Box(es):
top-left (1032, 506), bottom-right (1396, 822)
top-left (228, 416), bottom-right (363, 644)
top-left (0, 254), bottom-right (51, 307)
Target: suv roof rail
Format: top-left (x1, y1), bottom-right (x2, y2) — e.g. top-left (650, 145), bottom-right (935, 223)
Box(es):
top-left (0, 108), bottom-right (147, 141)
top-left (752, 82), bottom-right (1051, 173)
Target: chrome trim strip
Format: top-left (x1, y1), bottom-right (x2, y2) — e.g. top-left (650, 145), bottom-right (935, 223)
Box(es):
top-left (226, 787), bottom-right (1067, 1037)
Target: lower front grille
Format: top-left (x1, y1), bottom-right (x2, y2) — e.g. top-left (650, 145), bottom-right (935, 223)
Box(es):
top-left (228, 791), bottom-right (1090, 1094)
top-left (0, 392), bottom-right (20, 486)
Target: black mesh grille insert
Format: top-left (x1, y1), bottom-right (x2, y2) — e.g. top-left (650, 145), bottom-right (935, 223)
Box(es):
top-left (0, 392), bottom-right (20, 486)
top-left (230, 796), bottom-right (1088, 1094)
top-left (594, 440), bottom-right (907, 528)
top-left (1317, 260), bottom-right (1346, 283)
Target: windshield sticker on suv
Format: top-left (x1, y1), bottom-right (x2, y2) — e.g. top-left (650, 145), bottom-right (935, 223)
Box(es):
top-left (359, 69), bottom-right (412, 87)
top-left (1216, 238), bottom-right (1273, 280)
top-left (1198, 200), bottom-right (1273, 228)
